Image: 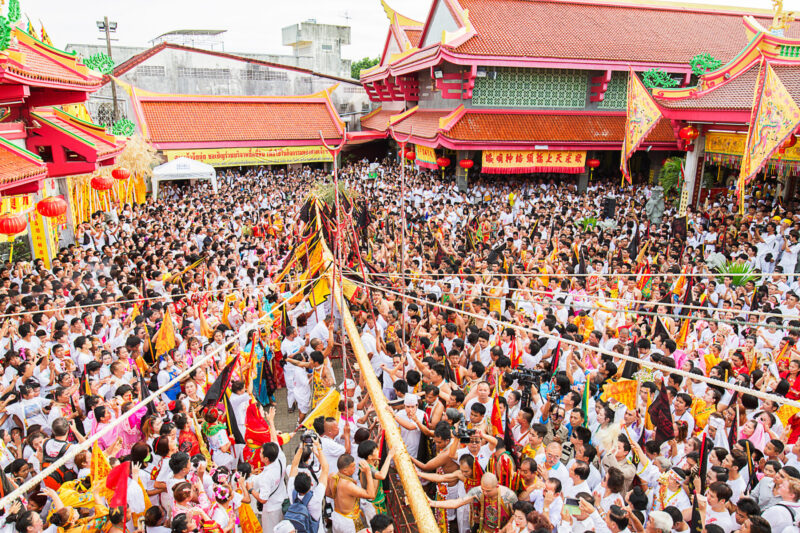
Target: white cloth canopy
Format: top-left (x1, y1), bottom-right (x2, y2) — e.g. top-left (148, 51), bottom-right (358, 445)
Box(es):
top-left (151, 157), bottom-right (218, 200)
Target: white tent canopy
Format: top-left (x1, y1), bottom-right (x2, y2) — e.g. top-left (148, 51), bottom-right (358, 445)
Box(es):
top-left (151, 157), bottom-right (218, 200)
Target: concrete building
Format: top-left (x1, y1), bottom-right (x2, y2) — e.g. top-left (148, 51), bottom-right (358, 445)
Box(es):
top-left (66, 20), bottom-right (353, 80)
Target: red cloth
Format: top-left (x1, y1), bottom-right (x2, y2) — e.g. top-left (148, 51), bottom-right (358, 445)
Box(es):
top-left (780, 371), bottom-right (800, 400)
top-left (105, 462), bottom-right (130, 508)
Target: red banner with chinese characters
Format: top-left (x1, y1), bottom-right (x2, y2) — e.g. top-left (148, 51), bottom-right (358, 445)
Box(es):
top-left (481, 150), bottom-right (586, 174)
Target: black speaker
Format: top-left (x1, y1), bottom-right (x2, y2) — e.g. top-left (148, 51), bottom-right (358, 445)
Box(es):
top-left (603, 197), bottom-right (616, 219)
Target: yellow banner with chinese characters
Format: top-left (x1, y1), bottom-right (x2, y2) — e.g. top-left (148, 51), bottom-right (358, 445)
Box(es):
top-left (28, 210), bottom-right (51, 268)
top-left (706, 131), bottom-right (800, 161)
top-left (415, 145), bottom-right (437, 169)
top-left (622, 68), bottom-right (663, 184)
top-left (482, 150), bottom-right (586, 174)
top-left (163, 146), bottom-right (334, 167)
top-left (0, 194), bottom-right (32, 243)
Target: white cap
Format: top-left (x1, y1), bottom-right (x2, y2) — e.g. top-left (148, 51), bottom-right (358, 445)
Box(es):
top-left (404, 394), bottom-right (418, 406)
top-left (342, 379), bottom-right (357, 390)
top-left (708, 417), bottom-right (725, 431)
top-left (274, 521), bottom-right (296, 533)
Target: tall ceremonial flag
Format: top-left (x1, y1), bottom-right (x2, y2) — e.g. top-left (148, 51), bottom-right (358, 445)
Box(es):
top-left (737, 59), bottom-right (800, 214)
top-left (153, 307), bottom-right (176, 358)
top-left (621, 68), bottom-right (663, 185)
top-left (490, 381), bottom-right (504, 436)
top-left (202, 354), bottom-right (239, 407)
top-left (40, 21), bottom-right (53, 46)
top-left (647, 381), bottom-right (675, 445)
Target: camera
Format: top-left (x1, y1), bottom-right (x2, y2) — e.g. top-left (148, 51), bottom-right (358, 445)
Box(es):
top-left (452, 419), bottom-right (476, 444)
top-left (506, 368), bottom-right (549, 409)
top-left (302, 429), bottom-right (319, 446)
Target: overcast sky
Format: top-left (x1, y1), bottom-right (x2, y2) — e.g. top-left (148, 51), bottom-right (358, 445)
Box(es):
top-left (21, 0), bottom-right (800, 60)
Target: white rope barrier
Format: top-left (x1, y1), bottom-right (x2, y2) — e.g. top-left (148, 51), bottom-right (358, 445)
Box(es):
top-left (0, 279), bottom-right (316, 511)
top-left (350, 278), bottom-right (800, 410)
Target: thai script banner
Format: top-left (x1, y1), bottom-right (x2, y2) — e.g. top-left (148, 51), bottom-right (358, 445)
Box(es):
top-left (415, 145), bottom-right (437, 170)
top-left (164, 146), bottom-right (334, 167)
top-left (482, 150), bottom-right (586, 174)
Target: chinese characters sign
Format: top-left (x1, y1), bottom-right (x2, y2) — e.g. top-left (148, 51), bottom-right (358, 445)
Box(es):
top-left (481, 150), bottom-right (587, 174)
top-left (414, 145), bottom-right (437, 170)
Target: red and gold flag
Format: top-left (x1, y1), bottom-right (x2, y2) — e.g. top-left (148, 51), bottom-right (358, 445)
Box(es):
top-left (490, 382), bottom-right (504, 436)
top-left (737, 60), bottom-right (800, 214)
top-left (676, 314), bottom-right (691, 350)
top-left (621, 68), bottom-right (663, 185)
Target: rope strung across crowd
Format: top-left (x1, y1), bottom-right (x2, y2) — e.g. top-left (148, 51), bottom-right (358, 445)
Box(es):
top-left (0, 278), bottom-right (316, 511)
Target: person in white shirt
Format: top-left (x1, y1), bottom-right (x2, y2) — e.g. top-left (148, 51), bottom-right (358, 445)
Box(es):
top-left (393, 394), bottom-right (424, 459)
top-left (250, 442), bottom-right (288, 533)
top-left (314, 416), bottom-right (350, 475)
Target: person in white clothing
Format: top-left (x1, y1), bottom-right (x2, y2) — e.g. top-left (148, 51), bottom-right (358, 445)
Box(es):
top-left (250, 442), bottom-right (288, 533)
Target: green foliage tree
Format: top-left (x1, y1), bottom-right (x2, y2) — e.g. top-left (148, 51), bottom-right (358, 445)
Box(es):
top-left (659, 156), bottom-right (684, 196)
top-left (351, 57), bottom-right (380, 80)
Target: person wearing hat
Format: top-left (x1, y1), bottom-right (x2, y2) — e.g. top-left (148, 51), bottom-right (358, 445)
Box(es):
top-left (654, 468), bottom-right (690, 512)
top-left (393, 394), bottom-right (424, 459)
top-left (273, 520), bottom-right (296, 533)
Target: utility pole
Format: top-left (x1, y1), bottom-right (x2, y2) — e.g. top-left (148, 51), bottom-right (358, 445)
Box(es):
top-left (97, 17), bottom-right (118, 122)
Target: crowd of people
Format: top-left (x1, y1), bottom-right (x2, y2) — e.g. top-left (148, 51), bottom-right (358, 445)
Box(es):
top-left (0, 160), bottom-right (798, 533)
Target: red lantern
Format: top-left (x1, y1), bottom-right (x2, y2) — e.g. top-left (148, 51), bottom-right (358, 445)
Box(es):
top-left (459, 159), bottom-right (474, 170)
top-left (36, 196), bottom-right (67, 218)
top-left (91, 175), bottom-right (114, 191)
top-left (678, 125), bottom-right (699, 142)
top-left (0, 213), bottom-right (27, 235)
top-left (112, 168), bottom-right (131, 181)
top-left (436, 157), bottom-right (451, 168)
top-left (587, 159), bottom-right (601, 169)
top-left (405, 150), bottom-right (416, 161)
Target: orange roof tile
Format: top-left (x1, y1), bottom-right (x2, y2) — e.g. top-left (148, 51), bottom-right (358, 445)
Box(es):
top-left (391, 109), bottom-right (451, 139)
top-left (657, 64), bottom-right (800, 110)
top-left (406, 29), bottom-right (422, 48)
top-left (361, 109), bottom-right (395, 132)
top-left (0, 141), bottom-right (47, 188)
top-left (453, 0), bottom-right (794, 64)
top-left (445, 112), bottom-right (676, 144)
top-left (140, 99), bottom-right (343, 144)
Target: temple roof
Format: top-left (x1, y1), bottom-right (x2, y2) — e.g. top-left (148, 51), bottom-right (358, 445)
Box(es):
top-left (0, 137), bottom-right (47, 191)
top-left (32, 107), bottom-right (124, 160)
top-left (125, 84), bottom-right (345, 148)
top-left (362, 106), bottom-right (677, 149)
top-left (452, 0), bottom-right (791, 64)
top-left (444, 111), bottom-right (676, 145)
top-left (0, 28), bottom-right (102, 91)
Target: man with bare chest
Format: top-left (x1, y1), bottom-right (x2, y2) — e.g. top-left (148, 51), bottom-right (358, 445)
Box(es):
top-left (411, 422), bottom-right (460, 532)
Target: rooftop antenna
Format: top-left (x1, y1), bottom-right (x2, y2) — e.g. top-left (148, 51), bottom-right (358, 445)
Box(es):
top-left (342, 10), bottom-right (352, 24)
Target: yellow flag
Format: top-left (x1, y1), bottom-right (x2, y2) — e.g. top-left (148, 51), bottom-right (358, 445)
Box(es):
top-left (621, 68), bottom-right (663, 185)
top-left (309, 277), bottom-right (331, 308)
top-left (192, 414), bottom-right (213, 465)
top-left (221, 294), bottom-right (237, 328)
top-left (600, 379), bottom-right (638, 411)
top-left (301, 389), bottom-right (340, 430)
top-left (90, 442), bottom-right (110, 487)
top-left (737, 60), bottom-right (800, 214)
top-left (777, 404), bottom-right (800, 427)
top-left (154, 308), bottom-right (177, 357)
top-left (239, 502), bottom-right (262, 533)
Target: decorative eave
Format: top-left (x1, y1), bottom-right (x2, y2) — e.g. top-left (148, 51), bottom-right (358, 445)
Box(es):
top-left (0, 135), bottom-right (47, 193)
top-left (0, 28), bottom-right (102, 93)
top-left (116, 79), bottom-right (346, 149)
top-left (362, 108), bottom-right (678, 152)
top-left (653, 18), bottom-right (800, 105)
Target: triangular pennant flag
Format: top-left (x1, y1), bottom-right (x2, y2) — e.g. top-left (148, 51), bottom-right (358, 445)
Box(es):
top-left (153, 307), bottom-right (176, 358)
top-left (737, 60), bottom-right (800, 214)
top-left (201, 354), bottom-right (239, 407)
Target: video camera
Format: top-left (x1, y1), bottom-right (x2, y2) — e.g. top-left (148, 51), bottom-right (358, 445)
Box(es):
top-left (506, 368), bottom-right (550, 409)
top-left (452, 419), bottom-right (476, 444)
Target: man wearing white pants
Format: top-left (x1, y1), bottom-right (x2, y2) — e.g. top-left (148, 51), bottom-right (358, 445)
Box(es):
top-left (250, 442), bottom-right (287, 533)
top-left (281, 326), bottom-right (308, 413)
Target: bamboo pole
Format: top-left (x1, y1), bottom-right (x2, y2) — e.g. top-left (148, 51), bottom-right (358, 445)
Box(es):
top-left (322, 249), bottom-right (438, 532)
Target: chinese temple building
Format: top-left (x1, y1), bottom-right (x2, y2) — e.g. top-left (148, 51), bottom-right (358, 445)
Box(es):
top-left (360, 0), bottom-right (795, 189)
top-left (652, 15), bottom-right (800, 206)
top-left (122, 82), bottom-right (345, 168)
top-left (0, 25), bottom-right (125, 264)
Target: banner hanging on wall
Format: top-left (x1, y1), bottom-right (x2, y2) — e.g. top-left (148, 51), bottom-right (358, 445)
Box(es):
top-left (163, 146), bottom-right (334, 167)
top-left (482, 150), bottom-right (586, 174)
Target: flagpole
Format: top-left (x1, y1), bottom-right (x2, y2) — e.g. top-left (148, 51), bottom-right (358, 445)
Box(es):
top-left (389, 126), bottom-right (414, 350)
